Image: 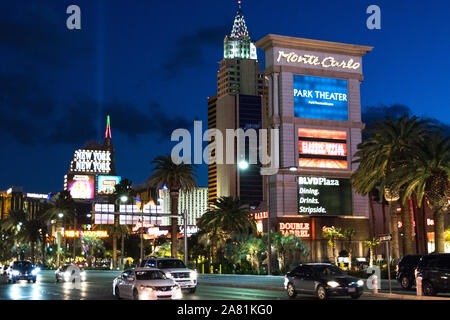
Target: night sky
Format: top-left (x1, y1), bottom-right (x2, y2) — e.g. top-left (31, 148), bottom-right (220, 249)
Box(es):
top-left (0, 0), bottom-right (449, 193)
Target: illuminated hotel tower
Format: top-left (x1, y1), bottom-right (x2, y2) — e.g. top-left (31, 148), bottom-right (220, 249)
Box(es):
top-left (208, 1), bottom-right (264, 207)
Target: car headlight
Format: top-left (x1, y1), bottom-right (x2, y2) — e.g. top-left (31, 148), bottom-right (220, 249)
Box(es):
top-left (191, 271), bottom-right (197, 280)
top-left (12, 270), bottom-right (20, 276)
top-left (173, 285), bottom-right (181, 291)
top-left (357, 280), bottom-right (364, 287)
top-left (140, 285), bottom-right (154, 291)
top-left (165, 272), bottom-right (172, 279)
top-left (327, 281), bottom-right (340, 288)
top-left (31, 268), bottom-right (40, 275)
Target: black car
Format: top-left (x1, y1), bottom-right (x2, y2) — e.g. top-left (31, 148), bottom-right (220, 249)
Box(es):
top-left (7, 261), bottom-right (39, 283)
top-left (396, 254), bottom-right (422, 290)
top-left (284, 263), bottom-right (364, 300)
top-left (416, 254), bottom-right (450, 296)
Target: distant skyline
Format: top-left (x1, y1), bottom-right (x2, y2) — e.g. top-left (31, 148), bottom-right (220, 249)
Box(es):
top-left (0, 0), bottom-right (449, 193)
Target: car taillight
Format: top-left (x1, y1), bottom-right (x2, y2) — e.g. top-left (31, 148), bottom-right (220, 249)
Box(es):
top-left (395, 265), bottom-right (399, 272)
top-left (414, 268), bottom-right (418, 278)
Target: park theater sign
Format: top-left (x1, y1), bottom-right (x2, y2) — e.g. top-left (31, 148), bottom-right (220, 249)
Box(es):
top-left (276, 50), bottom-right (361, 71)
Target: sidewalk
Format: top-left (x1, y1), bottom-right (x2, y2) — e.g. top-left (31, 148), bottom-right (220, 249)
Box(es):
top-left (197, 274), bottom-right (450, 300)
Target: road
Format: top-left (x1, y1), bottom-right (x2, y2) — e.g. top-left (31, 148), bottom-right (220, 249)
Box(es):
top-left (0, 270), bottom-right (444, 300)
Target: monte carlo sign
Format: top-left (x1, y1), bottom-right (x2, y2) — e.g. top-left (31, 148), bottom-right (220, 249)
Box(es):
top-left (269, 48), bottom-right (363, 74)
top-left (70, 149), bottom-right (112, 174)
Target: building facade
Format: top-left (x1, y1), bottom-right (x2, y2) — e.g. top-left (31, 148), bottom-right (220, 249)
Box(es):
top-left (208, 3), bottom-right (264, 207)
top-left (0, 187), bottom-right (49, 220)
top-left (256, 34), bottom-right (373, 262)
top-left (64, 115), bottom-right (121, 202)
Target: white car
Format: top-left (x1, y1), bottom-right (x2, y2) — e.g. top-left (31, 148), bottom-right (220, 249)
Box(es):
top-left (113, 268), bottom-right (182, 300)
top-left (55, 265), bottom-right (87, 282)
top-left (140, 257), bottom-right (197, 293)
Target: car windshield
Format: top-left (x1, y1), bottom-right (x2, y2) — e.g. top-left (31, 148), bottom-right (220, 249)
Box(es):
top-left (135, 270), bottom-right (166, 280)
top-left (13, 262), bottom-right (32, 270)
top-left (157, 260), bottom-right (186, 269)
top-left (314, 265), bottom-right (345, 276)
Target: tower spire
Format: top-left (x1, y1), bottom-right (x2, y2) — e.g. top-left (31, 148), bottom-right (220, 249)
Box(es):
top-left (105, 115), bottom-right (112, 139)
top-left (223, 0), bottom-right (257, 60)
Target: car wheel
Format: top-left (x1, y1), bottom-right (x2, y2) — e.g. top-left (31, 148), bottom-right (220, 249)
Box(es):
top-left (350, 294), bottom-right (362, 299)
top-left (27, 279), bottom-right (31, 283)
top-left (32, 278), bottom-right (36, 283)
top-left (115, 287), bottom-right (122, 300)
top-left (316, 285), bottom-right (327, 300)
top-left (400, 276), bottom-right (411, 290)
top-left (189, 287), bottom-right (196, 294)
top-left (12, 279), bottom-right (16, 284)
top-left (422, 281), bottom-right (436, 296)
top-left (133, 289), bottom-right (139, 300)
top-left (56, 277), bottom-right (59, 283)
top-left (286, 283), bottom-right (297, 299)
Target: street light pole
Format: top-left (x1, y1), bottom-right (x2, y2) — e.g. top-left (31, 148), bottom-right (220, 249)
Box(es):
top-left (56, 213), bottom-right (64, 267)
top-left (266, 174), bottom-right (271, 276)
top-left (184, 212), bottom-right (188, 267)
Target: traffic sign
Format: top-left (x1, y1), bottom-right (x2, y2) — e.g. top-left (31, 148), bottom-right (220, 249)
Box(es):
top-left (378, 234), bottom-right (392, 242)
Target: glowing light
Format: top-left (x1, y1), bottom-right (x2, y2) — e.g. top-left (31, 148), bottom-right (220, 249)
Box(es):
top-left (238, 160), bottom-right (249, 170)
top-left (279, 222), bottom-right (310, 238)
top-left (64, 230), bottom-right (109, 238)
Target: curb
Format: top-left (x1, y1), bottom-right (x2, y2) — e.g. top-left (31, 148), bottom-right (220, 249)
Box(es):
top-left (199, 282), bottom-right (283, 292)
top-left (364, 292), bottom-right (450, 300)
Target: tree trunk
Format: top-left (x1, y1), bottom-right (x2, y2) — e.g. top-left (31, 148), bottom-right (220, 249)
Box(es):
top-left (388, 201), bottom-right (400, 259)
top-left (41, 239), bottom-right (46, 265)
top-left (369, 192), bottom-right (376, 237)
top-left (170, 191), bottom-right (179, 258)
top-left (121, 235), bottom-right (125, 258)
top-left (31, 242), bottom-right (35, 264)
top-left (113, 214), bottom-right (119, 269)
top-left (381, 200), bottom-right (387, 233)
top-left (113, 235), bottom-right (117, 269)
top-left (73, 216), bottom-right (77, 261)
top-left (434, 210), bottom-right (445, 253)
top-left (400, 199), bottom-right (414, 255)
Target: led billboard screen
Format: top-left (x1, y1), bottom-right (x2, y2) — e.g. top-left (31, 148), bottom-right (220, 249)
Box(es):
top-left (67, 174), bottom-right (95, 199)
top-left (298, 128), bottom-right (348, 169)
top-left (293, 75), bottom-right (348, 120)
top-left (97, 175), bottom-right (121, 195)
top-left (298, 176), bottom-right (352, 216)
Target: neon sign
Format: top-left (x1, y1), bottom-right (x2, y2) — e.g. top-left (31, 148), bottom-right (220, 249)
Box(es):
top-left (70, 149), bottom-right (112, 174)
top-left (277, 51), bottom-right (361, 70)
top-left (298, 128), bottom-right (347, 169)
top-left (64, 230), bottom-right (109, 238)
top-left (67, 174), bottom-right (95, 199)
top-left (279, 222), bottom-right (310, 238)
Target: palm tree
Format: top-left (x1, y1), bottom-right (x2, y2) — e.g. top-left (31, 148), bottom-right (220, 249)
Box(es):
top-left (270, 231), bottom-right (309, 273)
top-left (21, 219), bottom-right (43, 264)
top-left (387, 134), bottom-right (450, 253)
top-left (198, 197), bottom-right (256, 235)
top-left (322, 226), bottom-right (344, 265)
top-left (43, 191), bottom-right (76, 266)
top-left (352, 116), bottom-right (430, 258)
top-left (342, 228), bottom-right (356, 270)
top-left (364, 238), bottom-right (380, 267)
top-left (1, 210), bottom-right (45, 264)
top-left (95, 224), bottom-right (130, 268)
top-left (108, 179), bottom-right (135, 268)
top-left (147, 155), bottom-right (196, 258)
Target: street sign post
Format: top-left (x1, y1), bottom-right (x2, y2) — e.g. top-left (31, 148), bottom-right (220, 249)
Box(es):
top-left (378, 234), bottom-right (392, 294)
